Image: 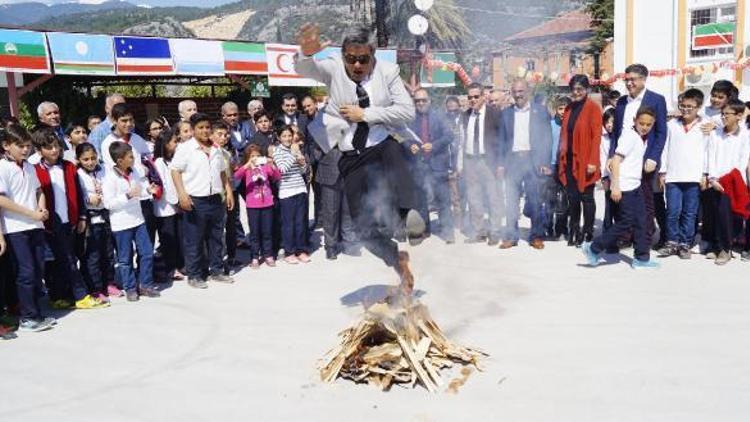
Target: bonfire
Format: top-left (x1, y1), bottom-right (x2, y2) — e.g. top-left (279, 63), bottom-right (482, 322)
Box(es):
top-left (319, 252), bottom-right (488, 392)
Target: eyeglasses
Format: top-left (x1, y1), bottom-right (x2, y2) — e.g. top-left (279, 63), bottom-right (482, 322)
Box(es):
top-left (678, 105), bottom-right (696, 111)
top-left (344, 54), bottom-right (371, 65)
top-left (223, 113), bottom-right (238, 117)
top-left (721, 112), bottom-right (738, 117)
top-left (624, 77), bottom-right (643, 83)
top-left (467, 95), bottom-right (481, 100)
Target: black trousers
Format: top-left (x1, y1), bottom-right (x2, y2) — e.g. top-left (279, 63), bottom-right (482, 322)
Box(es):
top-left (156, 214), bottom-right (183, 278)
top-left (706, 189), bottom-right (734, 251)
top-left (565, 174), bottom-right (596, 237)
top-left (81, 222), bottom-right (115, 294)
top-left (182, 195), bottom-right (225, 279)
top-left (592, 187), bottom-right (650, 261)
top-left (338, 137), bottom-right (418, 267)
top-left (7, 229), bottom-right (45, 319)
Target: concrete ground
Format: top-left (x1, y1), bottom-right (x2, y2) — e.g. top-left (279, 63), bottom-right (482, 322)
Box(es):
top-left (2, 207), bottom-right (750, 421)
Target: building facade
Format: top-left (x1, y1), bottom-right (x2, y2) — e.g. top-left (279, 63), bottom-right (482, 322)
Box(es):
top-left (614, 0), bottom-right (750, 105)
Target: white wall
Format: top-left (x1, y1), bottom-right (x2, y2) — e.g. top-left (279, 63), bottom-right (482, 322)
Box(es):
top-left (0, 73), bottom-right (23, 89)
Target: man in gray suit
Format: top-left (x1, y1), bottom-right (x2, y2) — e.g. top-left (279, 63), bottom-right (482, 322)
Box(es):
top-left (316, 146), bottom-right (358, 260)
top-left (295, 23), bottom-right (424, 270)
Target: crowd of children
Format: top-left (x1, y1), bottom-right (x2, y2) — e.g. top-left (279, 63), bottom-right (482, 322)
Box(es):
top-left (0, 103), bottom-right (317, 336)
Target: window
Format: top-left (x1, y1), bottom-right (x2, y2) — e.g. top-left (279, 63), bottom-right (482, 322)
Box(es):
top-left (690, 5), bottom-right (736, 58)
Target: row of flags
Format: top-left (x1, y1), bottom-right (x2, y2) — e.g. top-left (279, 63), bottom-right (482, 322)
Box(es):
top-left (0, 28), bottom-right (412, 87)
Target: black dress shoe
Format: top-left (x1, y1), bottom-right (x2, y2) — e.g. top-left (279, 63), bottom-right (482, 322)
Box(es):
top-left (325, 248), bottom-right (338, 260)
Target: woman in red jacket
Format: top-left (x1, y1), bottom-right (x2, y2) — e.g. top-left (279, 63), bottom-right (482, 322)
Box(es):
top-left (558, 75), bottom-right (602, 246)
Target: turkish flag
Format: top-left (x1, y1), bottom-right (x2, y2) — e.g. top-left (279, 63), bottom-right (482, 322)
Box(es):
top-left (266, 43), bottom-right (323, 87)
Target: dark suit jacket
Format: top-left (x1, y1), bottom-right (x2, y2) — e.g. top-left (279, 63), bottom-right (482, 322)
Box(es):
top-left (610, 89), bottom-right (668, 165)
top-left (460, 106), bottom-right (502, 169)
top-left (316, 147), bottom-right (343, 187)
top-left (298, 113), bottom-right (325, 172)
top-left (274, 112), bottom-right (300, 128)
top-left (498, 103), bottom-right (553, 170)
top-left (405, 109), bottom-right (454, 174)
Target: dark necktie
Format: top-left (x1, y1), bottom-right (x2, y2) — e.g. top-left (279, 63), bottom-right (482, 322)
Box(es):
top-left (352, 82), bottom-right (370, 152)
top-left (473, 111), bottom-right (481, 155)
top-left (420, 114), bottom-right (430, 144)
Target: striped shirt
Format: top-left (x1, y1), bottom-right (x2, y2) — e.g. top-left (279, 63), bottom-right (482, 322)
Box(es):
top-left (273, 144), bottom-right (307, 199)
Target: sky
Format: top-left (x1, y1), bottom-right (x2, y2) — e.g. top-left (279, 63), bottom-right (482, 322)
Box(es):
top-left (0, 0), bottom-right (235, 7)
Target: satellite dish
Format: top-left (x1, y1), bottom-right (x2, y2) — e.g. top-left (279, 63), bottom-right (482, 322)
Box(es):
top-left (408, 14), bottom-right (429, 36)
top-left (414, 0), bottom-right (434, 12)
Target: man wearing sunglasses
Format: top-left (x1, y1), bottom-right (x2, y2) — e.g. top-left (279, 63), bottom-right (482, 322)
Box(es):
top-left (295, 23), bottom-right (424, 273)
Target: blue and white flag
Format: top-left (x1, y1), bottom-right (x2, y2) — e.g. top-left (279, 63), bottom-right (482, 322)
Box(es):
top-left (169, 38), bottom-right (225, 76)
top-left (47, 32), bottom-right (115, 75)
top-left (113, 36), bottom-right (174, 75)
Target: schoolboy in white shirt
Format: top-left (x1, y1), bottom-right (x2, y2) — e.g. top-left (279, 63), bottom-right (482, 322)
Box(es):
top-left (657, 89), bottom-right (709, 259)
top-left (583, 107), bottom-right (661, 269)
top-left (170, 113), bottom-right (235, 288)
top-left (102, 142), bottom-right (160, 301)
top-left (0, 125), bottom-right (55, 332)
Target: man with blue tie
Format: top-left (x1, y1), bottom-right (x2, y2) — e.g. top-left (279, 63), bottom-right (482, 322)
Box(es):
top-left (609, 64), bottom-right (668, 242)
top-left (498, 78), bottom-right (552, 250)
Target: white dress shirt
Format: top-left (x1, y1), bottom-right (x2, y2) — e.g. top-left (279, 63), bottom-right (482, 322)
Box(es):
top-left (102, 166), bottom-right (146, 232)
top-left (512, 103), bottom-right (531, 152)
top-left (615, 127), bottom-right (647, 192)
top-left (101, 132), bottom-right (151, 173)
top-left (46, 163), bottom-right (69, 224)
top-left (153, 158), bottom-right (178, 217)
top-left (465, 106), bottom-right (487, 156)
top-left (707, 126), bottom-right (750, 183)
top-left (0, 159), bottom-right (44, 234)
top-left (170, 138), bottom-right (227, 197)
top-left (340, 76), bottom-right (389, 151)
top-left (600, 131), bottom-right (612, 179)
top-left (660, 118), bottom-right (709, 184)
top-left (622, 89), bottom-right (645, 130)
top-left (77, 167), bottom-right (106, 224)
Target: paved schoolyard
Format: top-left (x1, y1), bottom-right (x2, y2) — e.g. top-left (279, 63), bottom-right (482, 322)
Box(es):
top-left (1, 221), bottom-right (749, 421)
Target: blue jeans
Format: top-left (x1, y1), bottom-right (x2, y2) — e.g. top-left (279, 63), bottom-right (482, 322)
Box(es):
top-left (7, 229), bottom-right (45, 319)
top-left (182, 195), bottom-right (225, 279)
top-left (591, 187), bottom-right (650, 261)
top-left (665, 182), bottom-right (700, 246)
top-left (247, 206), bottom-right (274, 260)
top-left (112, 223), bottom-right (154, 292)
top-left (505, 155), bottom-right (545, 242)
top-left (280, 193), bottom-right (309, 255)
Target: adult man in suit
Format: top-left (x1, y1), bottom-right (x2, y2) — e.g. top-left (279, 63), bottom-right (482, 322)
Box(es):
top-left (498, 78), bottom-right (552, 250)
top-left (405, 88), bottom-right (455, 244)
top-left (316, 140), bottom-right (358, 260)
top-left (222, 101), bottom-right (253, 247)
top-left (298, 95), bottom-right (325, 229)
top-left (295, 23), bottom-right (424, 271)
top-left (457, 82), bottom-right (504, 246)
top-left (275, 93), bottom-right (301, 127)
top-left (609, 63), bottom-right (668, 240)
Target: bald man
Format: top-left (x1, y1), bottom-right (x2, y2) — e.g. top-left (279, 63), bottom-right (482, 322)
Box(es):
top-left (89, 93), bottom-right (125, 154)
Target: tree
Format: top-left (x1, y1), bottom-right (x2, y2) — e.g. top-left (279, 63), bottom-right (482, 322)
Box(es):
top-left (355, 0), bottom-right (470, 49)
top-left (586, 0), bottom-right (614, 53)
